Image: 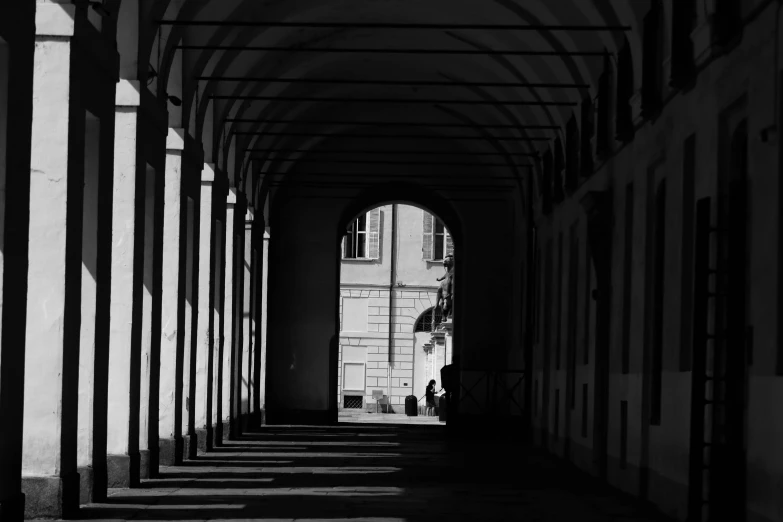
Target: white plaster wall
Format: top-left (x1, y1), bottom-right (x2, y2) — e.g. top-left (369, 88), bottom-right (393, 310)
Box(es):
top-left (530, 6), bottom-right (783, 521)
top-left (22, 35), bottom-right (72, 476)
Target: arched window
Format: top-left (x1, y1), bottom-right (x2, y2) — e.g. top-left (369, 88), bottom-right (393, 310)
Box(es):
top-left (414, 307), bottom-right (443, 333)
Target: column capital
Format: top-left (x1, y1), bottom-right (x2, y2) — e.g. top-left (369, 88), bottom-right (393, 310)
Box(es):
top-left (245, 209), bottom-right (255, 224)
top-left (227, 189), bottom-right (237, 207)
top-left (166, 128), bottom-right (185, 151)
top-left (202, 163), bottom-right (215, 183)
top-left (36, 3), bottom-right (76, 37)
top-left (116, 80), bottom-right (141, 107)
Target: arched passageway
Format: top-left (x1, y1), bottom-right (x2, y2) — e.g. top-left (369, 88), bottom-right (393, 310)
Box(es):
top-left (1, 2), bottom-right (782, 522)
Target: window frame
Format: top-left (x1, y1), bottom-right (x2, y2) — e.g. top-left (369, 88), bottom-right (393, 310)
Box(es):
top-left (342, 212), bottom-right (370, 259)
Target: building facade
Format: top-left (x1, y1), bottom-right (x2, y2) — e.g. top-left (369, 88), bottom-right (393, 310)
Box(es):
top-left (338, 204), bottom-right (453, 411)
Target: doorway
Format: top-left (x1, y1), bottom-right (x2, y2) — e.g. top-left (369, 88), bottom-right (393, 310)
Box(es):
top-left (336, 202), bottom-right (452, 426)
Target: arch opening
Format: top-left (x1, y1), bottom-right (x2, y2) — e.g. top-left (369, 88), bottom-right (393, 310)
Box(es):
top-left (336, 201), bottom-right (455, 423)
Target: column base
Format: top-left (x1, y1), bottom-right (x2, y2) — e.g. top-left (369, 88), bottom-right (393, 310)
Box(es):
top-left (139, 449), bottom-right (150, 480)
top-left (22, 471), bottom-right (79, 519)
top-left (106, 452), bottom-right (140, 488)
top-left (214, 422), bottom-right (223, 447)
top-left (182, 433), bottom-right (197, 461)
top-left (195, 428), bottom-right (208, 455)
top-left (229, 418), bottom-right (239, 440)
top-left (77, 466), bottom-right (93, 505)
top-left (91, 461), bottom-right (107, 503)
top-left (0, 492), bottom-right (25, 522)
top-left (159, 436), bottom-right (182, 466)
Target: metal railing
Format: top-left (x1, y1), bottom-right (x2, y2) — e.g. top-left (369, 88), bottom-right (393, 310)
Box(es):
top-left (454, 369), bottom-right (526, 416)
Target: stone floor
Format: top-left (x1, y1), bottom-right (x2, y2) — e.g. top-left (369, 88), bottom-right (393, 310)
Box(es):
top-left (63, 425), bottom-right (675, 522)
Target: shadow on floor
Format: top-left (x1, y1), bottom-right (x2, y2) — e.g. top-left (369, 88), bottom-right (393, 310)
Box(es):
top-left (69, 424), bottom-right (676, 522)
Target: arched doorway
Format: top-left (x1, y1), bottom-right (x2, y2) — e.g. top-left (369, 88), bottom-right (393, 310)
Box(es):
top-left (336, 202), bottom-right (454, 423)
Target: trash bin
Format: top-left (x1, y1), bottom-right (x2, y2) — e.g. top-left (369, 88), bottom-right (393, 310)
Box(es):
top-left (405, 395), bottom-right (418, 416)
top-left (438, 394), bottom-right (448, 422)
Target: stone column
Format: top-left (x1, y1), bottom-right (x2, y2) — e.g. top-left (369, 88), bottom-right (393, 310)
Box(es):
top-left (138, 164), bottom-right (159, 480)
top-left (106, 79), bottom-right (143, 488)
top-left (219, 190), bottom-right (237, 442)
top-left (211, 214), bottom-right (225, 444)
top-left (0, 2), bottom-right (35, 519)
top-left (239, 211), bottom-right (254, 429)
top-left (159, 128), bottom-right (185, 464)
top-left (194, 164), bottom-right (215, 453)
top-left (181, 195), bottom-right (196, 458)
top-left (21, 4), bottom-right (81, 517)
top-left (256, 227), bottom-right (270, 422)
top-left (77, 110), bottom-right (102, 505)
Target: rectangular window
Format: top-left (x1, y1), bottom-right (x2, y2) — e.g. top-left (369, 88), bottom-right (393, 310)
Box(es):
top-left (651, 180), bottom-right (666, 426)
top-left (622, 184), bottom-right (634, 374)
top-left (344, 213), bottom-right (367, 258)
top-left (641, 3), bottom-right (663, 117)
top-left (342, 362), bottom-right (366, 391)
top-left (422, 211), bottom-right (452, 261)
top-left (568, 227), bottom-right (579, 409)
top-left (670, 0), bottom-right (696, 88)
top-left (343, 208), bottom-right (381, 259)
top-left (341, 297), bottom-right (369, 332)
top-left (680, 135), bottom-right (696, 370)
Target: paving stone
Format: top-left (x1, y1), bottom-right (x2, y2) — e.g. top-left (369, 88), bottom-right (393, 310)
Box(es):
top-left (54, 425), bottom-right (676, 522)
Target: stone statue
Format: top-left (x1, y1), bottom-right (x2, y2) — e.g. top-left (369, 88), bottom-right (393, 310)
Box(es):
top-left (435, 254), bottom-right (454, 320)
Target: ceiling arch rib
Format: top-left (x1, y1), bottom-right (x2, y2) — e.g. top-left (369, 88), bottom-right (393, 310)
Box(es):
top-left (146, 0), bottom-right (642, 201)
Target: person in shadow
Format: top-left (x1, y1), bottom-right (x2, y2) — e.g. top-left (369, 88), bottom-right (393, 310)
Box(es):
top-left (425, 379), bottom-right (440, 416)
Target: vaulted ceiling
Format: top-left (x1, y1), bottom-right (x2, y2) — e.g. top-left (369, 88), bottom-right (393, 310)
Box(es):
top-left (109, 0), bottom-right (652, 207)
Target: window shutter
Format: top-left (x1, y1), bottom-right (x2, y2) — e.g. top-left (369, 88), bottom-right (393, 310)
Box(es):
top-left (445, 231), bottom-right (454, 256)
top-left (422, 211), bottom-right (434, 260)
top-left (368, 208), bottom-right (381, 259)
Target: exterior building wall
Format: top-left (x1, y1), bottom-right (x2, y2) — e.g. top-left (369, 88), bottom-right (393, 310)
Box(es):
top-left (338, 204), bottom-right (448, 410)
top-left (529, 6), bottom-right (783, 522)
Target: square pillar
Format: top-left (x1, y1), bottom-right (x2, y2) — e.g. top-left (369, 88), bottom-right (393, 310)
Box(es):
top-left (0, 2), bottom-right (35, 519)
top-left (218, 190), bottom-right (237, 442)
top-left (194, 164), bottom-right (215, 453)
top-left (158, 128), bottom-right (185, 465)
top-left (239, 211), bottom-right (254, 430)
top-left (255, 227), bottom-right (270, 423)
top-left (138, 162), bottom-right (161, 480)
top-left (106, 79), bottom-right (147, 488)
top-left (181, 195), bottom-right (197, 459)
top-left (22, 4), bottom-right (81, 517)
top-left (210, 214), bottom-right (224, 445)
